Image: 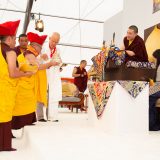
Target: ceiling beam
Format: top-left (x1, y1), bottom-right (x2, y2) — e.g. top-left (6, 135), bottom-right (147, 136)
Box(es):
top-left (22, 0), bottom-right (34, 33)
top-left (0, 8), bottom-right (104, 24)
top-left (32, 12), bottom-right (104, 24)
top-left (0, 7), bottom-right (102, 50)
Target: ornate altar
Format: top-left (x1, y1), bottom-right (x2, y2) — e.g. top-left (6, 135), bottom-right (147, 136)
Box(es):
top-left (104, 47), bottom-right (156, 81)
top-left (92, 44), bottom-right (156, 82)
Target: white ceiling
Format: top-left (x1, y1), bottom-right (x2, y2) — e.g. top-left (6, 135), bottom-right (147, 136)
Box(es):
top-left (0, 0), bottom-right (124, 77)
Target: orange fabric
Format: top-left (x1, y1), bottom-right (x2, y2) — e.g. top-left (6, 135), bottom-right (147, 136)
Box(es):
top-left (26, 45), bottom-right (48, 106)
top-left (13, 51), bottom-right (38, 116)
top-left (36, 70), bottom-right (47, 106)
top-left (27, 45), bottom-right (39, 57)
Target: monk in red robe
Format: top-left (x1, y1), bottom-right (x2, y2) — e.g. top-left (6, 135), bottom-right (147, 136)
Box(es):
top-left (122, 25), bottom-right (148, 62)
top-left (72, 60), bottom-right (88, 93)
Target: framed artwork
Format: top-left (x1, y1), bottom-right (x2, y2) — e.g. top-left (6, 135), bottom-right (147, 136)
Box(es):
top-left (144, 23), bottom-right (160, 61)
top-left (153, 0), bottom-right (160, 13)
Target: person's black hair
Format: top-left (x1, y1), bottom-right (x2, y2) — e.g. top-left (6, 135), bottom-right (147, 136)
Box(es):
top-left (80, 60), bottom-right (87, 64)
top-left (18, 34), bottom-right (27, 40)
top-left (153, 49), bottom-right (160, 68)
top-left (0, 36), bottom-right (7, 42)
top-left (129, 25), bottom-right (138, 33)
top-left (153, 49), bottom-right (160, 81)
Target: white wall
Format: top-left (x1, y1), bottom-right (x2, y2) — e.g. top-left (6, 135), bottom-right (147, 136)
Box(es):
top-left (103, 11), bottom-right (123, 47)
top-left (104, 0), bottom-right (160, 47)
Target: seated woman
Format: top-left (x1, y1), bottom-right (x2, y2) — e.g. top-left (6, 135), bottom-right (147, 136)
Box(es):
top-left (149, 49), bottom-right (160, 131)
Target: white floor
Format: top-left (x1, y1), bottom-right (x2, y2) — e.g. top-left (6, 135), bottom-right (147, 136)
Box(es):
top-left (1, 108), bottom-right (160, 160)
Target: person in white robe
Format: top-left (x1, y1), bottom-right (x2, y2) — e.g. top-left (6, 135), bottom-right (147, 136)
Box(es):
top-left (46, 32), bottom-right (62, 122)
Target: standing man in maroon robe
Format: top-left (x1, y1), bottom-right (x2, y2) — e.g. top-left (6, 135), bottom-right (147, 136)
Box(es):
top-left (72, 60), bottom-right (88, 93)
top-left (121, 25), bottom-right (148, 62)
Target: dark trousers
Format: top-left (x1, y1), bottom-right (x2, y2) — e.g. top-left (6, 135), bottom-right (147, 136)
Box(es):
top-left (0, 121), bottom-right (12, 151)
top-left (149, 91), bottom-right (160, 130)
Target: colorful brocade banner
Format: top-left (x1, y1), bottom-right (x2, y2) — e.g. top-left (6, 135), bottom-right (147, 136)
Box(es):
top-left (149, 82), bottom-right (160, 95)
top-left (88, 81), bottom-right (115, 119)
top-left (88, 81), bottom-right (148, 119)
top-left (118, 81), bottom-right (148, 98)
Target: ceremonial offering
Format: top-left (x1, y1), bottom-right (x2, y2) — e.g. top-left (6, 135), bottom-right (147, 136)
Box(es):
top-left (106, 47), bottom-right (126, 66)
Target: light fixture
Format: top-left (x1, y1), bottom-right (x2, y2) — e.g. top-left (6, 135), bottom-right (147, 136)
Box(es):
top-left (35, 19), bottom-right (44, 32)
top-left (35, 13), bottom-right (44, 32)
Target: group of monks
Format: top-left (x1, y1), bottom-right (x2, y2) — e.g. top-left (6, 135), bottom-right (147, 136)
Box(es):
top-left (0, 20), bottom-right (63, 152)
top-left (0, 18), bottom-right (150, 152)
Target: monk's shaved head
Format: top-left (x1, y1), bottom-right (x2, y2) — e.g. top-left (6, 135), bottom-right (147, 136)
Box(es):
top-left (129, 25), bottom-right (138, 33)
top-left (49, 32), bottom-right (60, 49)
top-left (51, 32), bottom-right (60, 39)
top-left (127, 25), bottom-right (138, 41)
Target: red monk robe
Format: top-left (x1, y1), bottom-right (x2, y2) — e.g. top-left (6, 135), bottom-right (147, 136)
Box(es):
top-left (74, 66), bottom-right (88, 93)
top-left (124, 35), bottom-right (148, 63)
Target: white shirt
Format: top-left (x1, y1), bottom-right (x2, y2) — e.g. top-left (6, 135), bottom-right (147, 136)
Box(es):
top-left (45, 46), bottom-right (63, 102)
